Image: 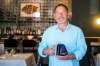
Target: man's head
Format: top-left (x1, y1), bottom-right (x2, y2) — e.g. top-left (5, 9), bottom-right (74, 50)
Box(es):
top-left (53, 4), bottom-right (69, 24)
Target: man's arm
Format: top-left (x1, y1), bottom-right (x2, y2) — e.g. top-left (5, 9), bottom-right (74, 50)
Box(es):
top-left (38, 31), bottom-right (48, 57)
top-left (57, 54), bottom-right (76, 60)
top-left (74, 29), bottom-right (87, 61)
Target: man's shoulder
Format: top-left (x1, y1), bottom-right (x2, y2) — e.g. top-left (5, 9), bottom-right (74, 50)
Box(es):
top-left (44, 25), bottom-right (57, 34)
top-left (46, 25), bottom-right (57, 31)
top-left (70, 24), bottom-right (82, 32)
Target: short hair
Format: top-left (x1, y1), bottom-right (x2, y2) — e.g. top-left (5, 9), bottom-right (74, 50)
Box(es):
top-left (53, 4), bottom-right (68, 13)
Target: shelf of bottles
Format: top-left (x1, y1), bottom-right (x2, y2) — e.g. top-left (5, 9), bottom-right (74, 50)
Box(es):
top-left (0, 22), bottom-right (56, 37)
top-left (0, 0), bottom-right (70, 39)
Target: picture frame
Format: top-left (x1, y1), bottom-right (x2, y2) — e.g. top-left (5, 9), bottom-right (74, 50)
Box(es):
top-left (20, 2), bottom-right (40, 18)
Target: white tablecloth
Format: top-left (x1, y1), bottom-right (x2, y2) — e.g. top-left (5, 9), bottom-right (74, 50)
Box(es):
top-left (0, 53), bottom-right (36, 66)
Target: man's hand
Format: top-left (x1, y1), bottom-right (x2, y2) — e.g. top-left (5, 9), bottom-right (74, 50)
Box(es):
top-left (43, 48), bottom-right (55, 55)
top-left (57, 54), bottom-right (76, 60)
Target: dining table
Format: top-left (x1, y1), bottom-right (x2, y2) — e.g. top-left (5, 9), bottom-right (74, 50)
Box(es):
top-left (0, 53), bottom-right (36, 66)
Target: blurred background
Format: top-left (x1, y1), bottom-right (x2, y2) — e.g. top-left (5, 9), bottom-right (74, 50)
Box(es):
top-left (0, 0), bottom-right (100, 66)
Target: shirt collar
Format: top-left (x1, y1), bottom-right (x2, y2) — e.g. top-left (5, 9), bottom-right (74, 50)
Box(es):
top-left (56, 22), bottom-right (71, 31)
top-left (65, 22), bottom-right (70, 30)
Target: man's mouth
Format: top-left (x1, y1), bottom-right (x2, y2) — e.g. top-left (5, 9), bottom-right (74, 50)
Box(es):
top-left (58, 17), bottom-right (65, 20)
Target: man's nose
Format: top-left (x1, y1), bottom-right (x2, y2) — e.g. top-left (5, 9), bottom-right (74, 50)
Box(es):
top-left (58, 13), bottom-right (64, 16)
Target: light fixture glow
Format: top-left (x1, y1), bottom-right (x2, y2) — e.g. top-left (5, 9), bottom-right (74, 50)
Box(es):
top-left (96, 18), bottom-right (100, 25)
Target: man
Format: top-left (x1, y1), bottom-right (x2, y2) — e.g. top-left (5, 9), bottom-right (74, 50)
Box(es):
top-left (38, 4), bottom-right (87, 66)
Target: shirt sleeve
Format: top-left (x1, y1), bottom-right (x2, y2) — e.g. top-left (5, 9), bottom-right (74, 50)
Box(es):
top-left (74, 29), bottom-right (87, 61)
top-left (38, 31), bottom-right (48, 57)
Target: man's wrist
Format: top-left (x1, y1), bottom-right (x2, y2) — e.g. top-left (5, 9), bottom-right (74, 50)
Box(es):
top-left (68, 54), bottom-right (76, 59)
top-left (43, 49), bottom-right (47, 55)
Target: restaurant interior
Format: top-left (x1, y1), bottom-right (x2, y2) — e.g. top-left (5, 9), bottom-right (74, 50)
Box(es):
top-left (0, 0), bottom-right (100, 66)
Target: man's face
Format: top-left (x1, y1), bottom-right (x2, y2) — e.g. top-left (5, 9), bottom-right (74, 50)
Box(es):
top-left (54, 6), bottom-right (68, 24)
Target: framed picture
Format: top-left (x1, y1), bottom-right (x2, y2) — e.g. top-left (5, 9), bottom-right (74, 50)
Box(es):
top-left (20, 2), bottom-right (40, 17)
